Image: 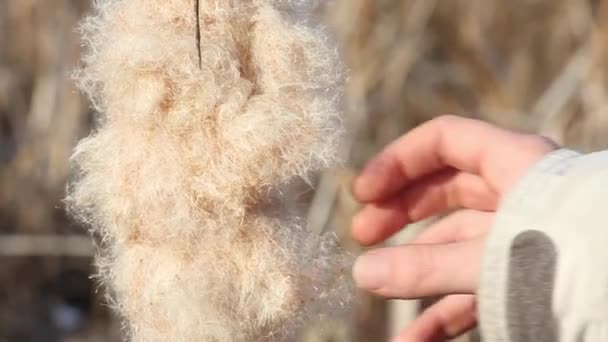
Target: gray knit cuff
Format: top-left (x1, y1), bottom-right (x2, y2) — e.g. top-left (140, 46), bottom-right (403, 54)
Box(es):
top-left (478, 149), bottom-right (581, 342)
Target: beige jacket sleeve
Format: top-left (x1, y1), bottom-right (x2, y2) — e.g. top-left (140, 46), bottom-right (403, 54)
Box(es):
top-left (479, 149), bottom-right (608, 342)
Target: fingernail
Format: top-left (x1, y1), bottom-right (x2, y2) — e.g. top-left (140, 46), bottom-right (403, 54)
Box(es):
top-left (353, 251), bottom-right (390, 290)
top-left (354, 160), bottom-right (384, 199)
top-left (352, 176), bottom-right (369, 199)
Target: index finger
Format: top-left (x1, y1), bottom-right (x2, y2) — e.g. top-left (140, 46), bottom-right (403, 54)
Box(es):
top-left (353, 115), bottom-right (554, 203)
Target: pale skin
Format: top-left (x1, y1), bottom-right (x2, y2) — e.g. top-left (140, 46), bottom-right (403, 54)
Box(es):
top-left (351, 115), bottom-right (558, 342)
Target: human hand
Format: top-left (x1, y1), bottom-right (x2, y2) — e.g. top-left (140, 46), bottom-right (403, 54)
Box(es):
top-left (351, 116), bottom-right (557, 341)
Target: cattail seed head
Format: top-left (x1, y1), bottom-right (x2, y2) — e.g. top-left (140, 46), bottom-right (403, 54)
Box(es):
top-left (66, 0), bottom-right (353, 341)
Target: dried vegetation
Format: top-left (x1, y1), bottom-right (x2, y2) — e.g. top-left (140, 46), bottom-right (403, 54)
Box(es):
top-left (2, 0), bottom-right (608, 341)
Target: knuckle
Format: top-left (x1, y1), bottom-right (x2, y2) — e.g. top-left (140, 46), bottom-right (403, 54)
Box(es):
top-left (458, 210), bottom-right (492, 239)
top-left (436, 114), bottom-right (461, 123)
top-left (408, 245), bottom-right (437, 293)
top-left (433, 114), bottom-right (461, 128)
top-left (521, 134), bottom-right (559, 154)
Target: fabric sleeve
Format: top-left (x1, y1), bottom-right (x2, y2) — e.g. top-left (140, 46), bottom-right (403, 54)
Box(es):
top-left (479, 149), bottom-right (608, 342)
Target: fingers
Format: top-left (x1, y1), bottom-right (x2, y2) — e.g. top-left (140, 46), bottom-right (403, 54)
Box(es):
top-left (352, 170), bottom-right (496, 246)
top-left (353, 115), bottom-right (556, 203)
top-left (394, 294), bottom-right (477, 342)
top-left (412, 210), bottom-right (493, 245)
top-left (352, 237), bottom-right (484, 298)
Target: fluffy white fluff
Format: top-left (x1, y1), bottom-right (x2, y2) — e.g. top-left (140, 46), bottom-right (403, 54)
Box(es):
top-left (66, 0), bottom-right (352, 341)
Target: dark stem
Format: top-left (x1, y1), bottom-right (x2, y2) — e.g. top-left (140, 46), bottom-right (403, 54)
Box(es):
top-left (195, 0), bottom-right (202, 69)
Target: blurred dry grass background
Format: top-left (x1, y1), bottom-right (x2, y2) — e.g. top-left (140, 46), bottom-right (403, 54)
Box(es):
top-left (2, 0), bottom-right (608, 341)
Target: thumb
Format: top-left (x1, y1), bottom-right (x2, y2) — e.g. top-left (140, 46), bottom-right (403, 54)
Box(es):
top-left (352, 237), bottom-right (484, 299)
